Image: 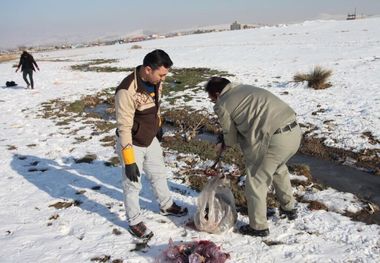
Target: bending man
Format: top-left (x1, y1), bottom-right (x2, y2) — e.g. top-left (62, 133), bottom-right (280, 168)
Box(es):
top-left (205, 77), bottom-right (301, 237)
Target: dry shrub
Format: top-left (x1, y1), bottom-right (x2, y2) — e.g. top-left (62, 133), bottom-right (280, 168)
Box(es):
top-left (131, 44), bottom-right (142, 49)
top-left (307, 200), bottom-right (328, 211)
top-left (289, 163), bottom-right (313, 186)
top-left (74, 154), bottom-right (97, 163)
top-left (83, 95), bottom-right (101, 107)
top-left (294, 66), bottom-right (332, 90)
top-left (344, 210), bottom-right (380, 225)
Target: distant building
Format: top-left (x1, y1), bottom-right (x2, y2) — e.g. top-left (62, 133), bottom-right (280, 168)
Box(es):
top-left (230, 21), bottom-right (241, 30)
top-left (347, 9), bottom-right (357, 20)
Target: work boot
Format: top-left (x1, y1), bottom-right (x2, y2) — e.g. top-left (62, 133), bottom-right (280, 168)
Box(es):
top-left (267, 207), bottom-right (276, 218)
top-left (279, 207), bottom-right (298, 220)
top-left (160, 202), bottom-right (188, 217)
top-left (128, 222), bottom-right (154, 239)
top-left (239, 224), bottom-right (269, 237)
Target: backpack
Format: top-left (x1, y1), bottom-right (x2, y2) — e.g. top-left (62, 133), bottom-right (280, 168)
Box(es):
top-left (6, 81), bottom-right (17, 87)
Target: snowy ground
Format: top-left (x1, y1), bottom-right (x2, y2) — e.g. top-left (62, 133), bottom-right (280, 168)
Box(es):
top-left (0, 18), bottom-right (379, 262)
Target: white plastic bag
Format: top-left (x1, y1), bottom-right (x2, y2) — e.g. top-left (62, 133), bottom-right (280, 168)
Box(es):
top-left (194, 176), bottom-right (237, 234)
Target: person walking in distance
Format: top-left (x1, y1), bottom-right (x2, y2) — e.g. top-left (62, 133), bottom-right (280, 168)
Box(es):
top-left (15, 51), bottom-right (39, 89)
top-left (115, 49), bottom-right (188, 239)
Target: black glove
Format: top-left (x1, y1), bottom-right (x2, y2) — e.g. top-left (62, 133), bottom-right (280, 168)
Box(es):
top-left (156, 127), bottom-right (164, 142)
top-left (124, 163), bottom-right (140, 182)
top-left (216, 133), bottom-right (226, 149)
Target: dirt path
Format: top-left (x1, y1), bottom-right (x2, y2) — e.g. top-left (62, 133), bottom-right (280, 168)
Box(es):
top-left (0, 54), bottom-right (18, 63)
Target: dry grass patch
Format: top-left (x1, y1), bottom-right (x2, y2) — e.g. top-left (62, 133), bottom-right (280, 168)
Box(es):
top-left (7, 145), bottom-right (17, 150)
top-left (289, 163), bottom-right (313, 186)
top-left (163, 108), bottom-right (219, 135)
top-left (100, 135), bottom-right (115, 147)
top-left (131, 44), bottom-right (142, 49)
top-left (307, 200), bottom-right (328, 211)
top-left (294, 66), bottom-right (332, 90)
top-left (49, 200), bottom-right (82, 209)
top-left (344, 210), bottom-right (380, 225)
top-left (300, 135), bottom-right (380, 175)
top-left (90, 255), bottom-right (111, 262)
top-left (0, 53), bottom-right (18, 63)
top-left (74, 154), bottom-right (97, 164)
top-left (104, 156), bottom-right (119, 167)
top-left (361, 131), bottom-right (380, 145)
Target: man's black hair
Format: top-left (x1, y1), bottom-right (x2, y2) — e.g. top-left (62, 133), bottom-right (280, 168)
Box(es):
top-left (143, 49), bottom-right (173, 70)
top-left (205, 77), bottom-right (231, 97)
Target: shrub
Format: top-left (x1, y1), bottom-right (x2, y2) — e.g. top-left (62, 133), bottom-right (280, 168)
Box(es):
top-left (294, 66), bottom-right (332, 90)
top-left (130, 44), bottom-right (142, 49)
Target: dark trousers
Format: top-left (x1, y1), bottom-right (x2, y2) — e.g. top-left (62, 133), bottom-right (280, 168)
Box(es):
top-left (22, 69), bottom-right (34, 88)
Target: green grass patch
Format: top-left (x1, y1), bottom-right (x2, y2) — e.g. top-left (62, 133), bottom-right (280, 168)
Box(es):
top-left (163, 67), bottom-right (234, 96)
top-left (93, 121), bottom-right (117, 132)
top-left (71, 59), bottom-right (133, 72)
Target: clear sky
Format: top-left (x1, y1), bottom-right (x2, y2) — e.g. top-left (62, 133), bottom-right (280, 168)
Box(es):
top-left (1, 0), bottom-right (380, 49)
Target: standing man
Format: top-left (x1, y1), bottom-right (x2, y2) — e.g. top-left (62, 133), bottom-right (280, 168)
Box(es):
top-left (15, 51), bottom-right (39, 89)
top-left (115, 49), bottom-right (188, 239)
top-left (205, 77), bottom-right (301, 237)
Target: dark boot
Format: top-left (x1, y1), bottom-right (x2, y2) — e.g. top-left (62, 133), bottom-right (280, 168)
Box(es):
top-left (279, 207), bottom-right (297, 220)
top-left (128, 222), bottom-right (154, 239)
top-left (239, 224), bottom-right (269, 237)
top-left (160, 202), bottom-right (188, 217)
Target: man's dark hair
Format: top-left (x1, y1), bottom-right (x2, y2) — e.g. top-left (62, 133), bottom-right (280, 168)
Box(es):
top-left (143, 49), bottom-right (173, 70)
top-left (205, 77), bottom-right (231, 97)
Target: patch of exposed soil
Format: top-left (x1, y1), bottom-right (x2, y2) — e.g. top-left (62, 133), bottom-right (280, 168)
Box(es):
top-left (344, 210), bottom-right (380, 225)
top-left (49, 200), bottom-right (82, 209)
top-left (300, 136), bottom-right (379, 176)
top-left (0, 53), bottom-right (18, 63)
top-left (74, 154), bottom-right (97, 164)
top-left (289, 164), bottom-right (313, 186)
top-left (163, 108), bottom-right (220, 135)
top-left (306, 200), bottom-right (329, 211)
top-left (362, 131), bottom-right (380, 145)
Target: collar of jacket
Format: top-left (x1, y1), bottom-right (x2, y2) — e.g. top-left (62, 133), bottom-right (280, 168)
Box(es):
top-left (219, 82), bottom-right (238, 98)
top-left (134, 65), bottom-right (160, 106)
top-left (134, 66), bottom-right (160, 93)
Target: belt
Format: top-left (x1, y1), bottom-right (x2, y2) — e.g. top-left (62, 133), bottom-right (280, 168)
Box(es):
top-left (274, 121), bottom-right (298, 134)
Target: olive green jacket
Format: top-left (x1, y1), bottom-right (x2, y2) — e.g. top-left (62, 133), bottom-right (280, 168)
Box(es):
top-left (214, 83), bottom-right (297, 167)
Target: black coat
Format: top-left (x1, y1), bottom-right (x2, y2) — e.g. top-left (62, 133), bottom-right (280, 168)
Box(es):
top-left (17, 53), bottom-right (38, 72)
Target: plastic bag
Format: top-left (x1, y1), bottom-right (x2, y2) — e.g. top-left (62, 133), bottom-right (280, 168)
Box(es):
top-left (194, 176), bottom-right (237, 234)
